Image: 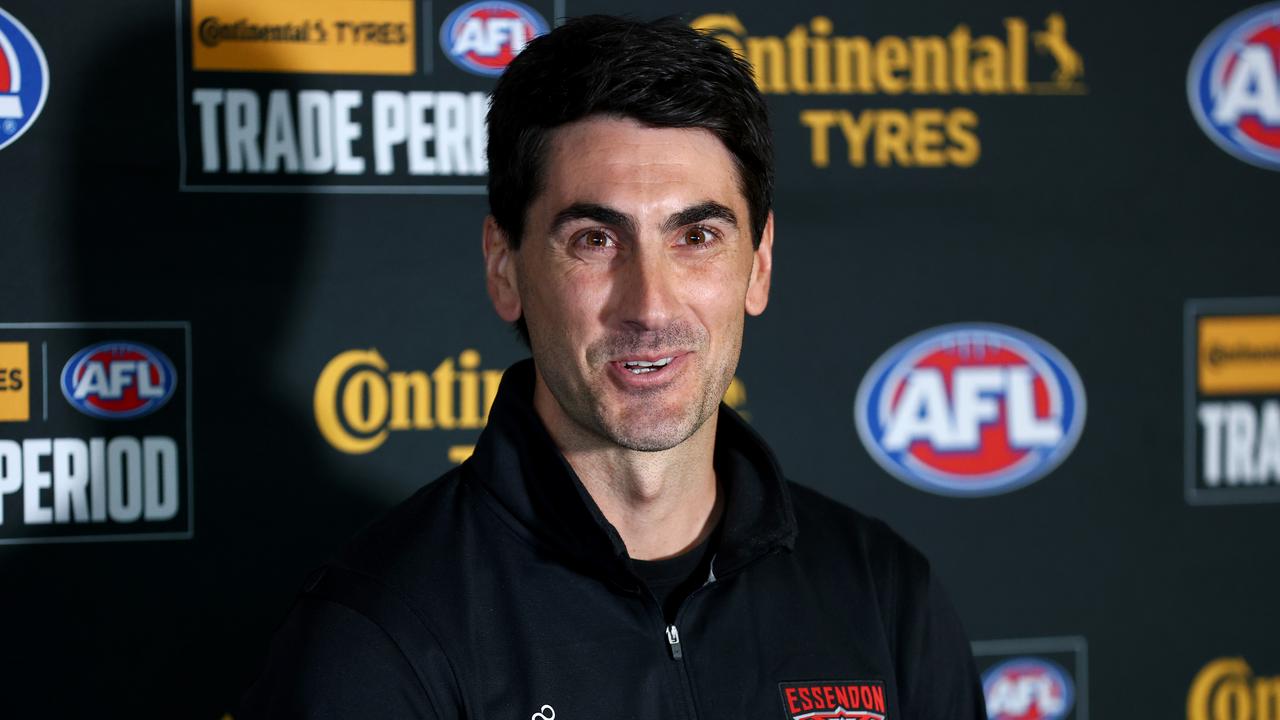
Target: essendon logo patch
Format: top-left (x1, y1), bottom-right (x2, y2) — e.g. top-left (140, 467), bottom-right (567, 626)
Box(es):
top-left (779, 680), bottom-right (888, 720)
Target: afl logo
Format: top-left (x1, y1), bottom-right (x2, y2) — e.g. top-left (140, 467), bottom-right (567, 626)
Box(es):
top-left (854, 324), bottom-right (1085, 497)
top-left (440, 0), bottom-right (548, 77)
top-left (60, 342), bottom-right (178, 420)
top-left (0, 8), bottom-right (49, 151)
top-left (982, 657), bottom-right (1075, 720)
top-left (1188, 3), bottom-right (1280, 170)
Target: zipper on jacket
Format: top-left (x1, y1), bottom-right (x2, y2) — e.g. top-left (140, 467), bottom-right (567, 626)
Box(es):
top-left (662, 555), bottom-right (720, 662)
top-left (643, 552), bottom-right (728, 718)
top-left (665, 625), bottom-right (683, 660)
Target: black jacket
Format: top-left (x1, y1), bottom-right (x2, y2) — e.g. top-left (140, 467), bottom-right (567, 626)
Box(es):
top-left (243, 360), bottom-right (984, 719)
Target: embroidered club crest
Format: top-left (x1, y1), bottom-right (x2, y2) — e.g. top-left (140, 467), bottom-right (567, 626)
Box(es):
top-left (779, 680), bottom-right (889, 720)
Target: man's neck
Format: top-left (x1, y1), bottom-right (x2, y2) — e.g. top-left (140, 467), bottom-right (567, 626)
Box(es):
top-left (532, 379), bottom-right (722, 561)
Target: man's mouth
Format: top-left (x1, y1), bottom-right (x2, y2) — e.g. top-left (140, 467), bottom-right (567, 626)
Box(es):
top-left (620, 357), bottom-right (674, 375)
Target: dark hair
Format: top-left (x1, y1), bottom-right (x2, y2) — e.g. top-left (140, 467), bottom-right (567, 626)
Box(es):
top-left (486, 15), bottom-right (775, 344)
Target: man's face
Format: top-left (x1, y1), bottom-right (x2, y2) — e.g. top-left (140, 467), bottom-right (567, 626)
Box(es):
top-left (486, 115), bottom-right (773, 452)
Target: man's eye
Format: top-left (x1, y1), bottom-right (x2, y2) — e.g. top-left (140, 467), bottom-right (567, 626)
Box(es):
top-left (579, 230), bottom-right (613, 249)
top-left (681, 227), bottom-right (713, 246)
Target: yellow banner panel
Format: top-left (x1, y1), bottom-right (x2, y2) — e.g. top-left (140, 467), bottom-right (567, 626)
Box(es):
top-left (192, 0), bottom-right (415, 75)
top-left (1199, 315), bottom-right (1280, 395)
top-left (0, 342), bottom-right (30, 422)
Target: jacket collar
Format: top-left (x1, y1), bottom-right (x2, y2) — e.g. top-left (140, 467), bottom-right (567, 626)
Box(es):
top-left (464, 359), bottom-right (797, 589)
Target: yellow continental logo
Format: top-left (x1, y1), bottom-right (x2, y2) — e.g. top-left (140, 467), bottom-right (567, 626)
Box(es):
top-left (191, 0), bottom-right (415, 75)
top-left (1188, 657), bottom-right (1280, 720)
top-left (691, 12), bottom-right (1085, 169)
top-left (0, 342), bottom-right (29, 422)
top-left (692, 12), bottom-right (1084, 96)
top-left (1199, 315), bottom-right (1280, 395)
top-left (314, 348), bottom-right (750, 461)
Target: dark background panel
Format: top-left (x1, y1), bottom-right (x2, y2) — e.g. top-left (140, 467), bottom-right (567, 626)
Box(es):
top-left (0, 0), bottom-right (1277, 717)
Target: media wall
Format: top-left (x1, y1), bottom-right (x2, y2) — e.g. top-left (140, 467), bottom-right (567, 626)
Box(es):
top-left (1, 0), bottom-right (1278, 717)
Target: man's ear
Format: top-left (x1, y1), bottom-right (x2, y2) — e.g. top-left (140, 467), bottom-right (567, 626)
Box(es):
top-left (483, 216), bottom-right (522, 322)
top-left (744, 211), bottom-right (773, 316)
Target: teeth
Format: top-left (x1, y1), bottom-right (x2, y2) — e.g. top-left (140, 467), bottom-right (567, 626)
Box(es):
top-left (623, 357), bottom-right (673, 368)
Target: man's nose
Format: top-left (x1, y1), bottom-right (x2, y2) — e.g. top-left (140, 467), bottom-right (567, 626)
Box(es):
top-left (615, 246), bottom-right (679, 332)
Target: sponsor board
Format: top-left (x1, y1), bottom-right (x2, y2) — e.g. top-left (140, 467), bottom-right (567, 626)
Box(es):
top-left (692, 11), bottom-right (1086, 169)
top-left (1186, 298), bottom-right (1280, 504)
top-left (176, 0), bottom-right (557, 193)
top-left (1188, 3), bottom-right (1280, 171)
top-left (854, 324), bottom-right (1086, 497)
top-left (1188, 657), bottom-right (1280, 720)
top-left (0, 323), bottom-right (193, 545)
top-left (313, 347), bottom-right (749, 461)
top-left (0, 7), bottom-right (49, 151)
top-left (972, 636), bottom-right (1088, 720)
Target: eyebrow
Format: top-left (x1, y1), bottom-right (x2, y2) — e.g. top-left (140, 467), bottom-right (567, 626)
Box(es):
top-left (548, 201), bottom-right (739, 237)
top-left (660, 201), bottom-right (738, 234)
top-left (550, 203), bottom-right (636, 237)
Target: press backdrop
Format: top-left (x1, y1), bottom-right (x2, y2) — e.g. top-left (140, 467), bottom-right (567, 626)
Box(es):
top-left (1, 0), bottom-right (1278, 717)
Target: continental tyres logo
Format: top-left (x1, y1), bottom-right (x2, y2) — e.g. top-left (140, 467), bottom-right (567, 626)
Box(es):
top-left (1199, 315), bottom-right (1280, 396)
top-left (191, 0), bottom-right (415, 75)
top-left (1186, 298), bottom-right (1280, 504)
top-left (314, 349), bottom-right (750, 460)
top-left (0, 342), bottom-right (29, 422)
top-left (1188, 658), bottom-right (1280, 720)
top-left (692, 12), bottom-right (1086, 169)
top-left (315, 348), bottom-right (503, 459)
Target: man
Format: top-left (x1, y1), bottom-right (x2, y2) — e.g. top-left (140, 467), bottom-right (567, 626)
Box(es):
top-left (243, 15), bottom-right (984, 719)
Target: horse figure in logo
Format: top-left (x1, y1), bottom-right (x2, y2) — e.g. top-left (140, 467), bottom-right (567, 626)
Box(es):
top-left (1034, 13), bottom-right (1084, 89)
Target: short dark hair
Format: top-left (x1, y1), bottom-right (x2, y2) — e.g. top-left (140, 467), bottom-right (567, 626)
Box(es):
top-left (486, 15), bottom-right (775, 344)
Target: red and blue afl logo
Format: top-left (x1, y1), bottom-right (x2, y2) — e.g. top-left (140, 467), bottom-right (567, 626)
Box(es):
top-left (440, 0), bottom-right (548, 77)
top-left (982, 658), bottom-right (1075, 720)
top-left (0, 8), bottom-right (48, 151)
top-left (1188, 3), bottom-right (1280, 170)
top-left (60, 342), bottom-right (178, 420)
top-left (854, 324), bottom-right (1085, 497)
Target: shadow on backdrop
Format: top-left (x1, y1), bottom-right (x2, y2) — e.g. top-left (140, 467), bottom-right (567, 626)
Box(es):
top-left (0, 9), bottom-right (387, 719)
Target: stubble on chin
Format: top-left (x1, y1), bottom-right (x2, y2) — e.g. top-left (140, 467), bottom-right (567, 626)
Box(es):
top-left (539, 322), bottom-right (734, 453)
